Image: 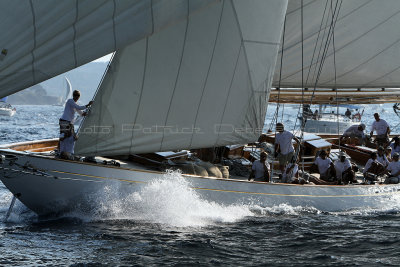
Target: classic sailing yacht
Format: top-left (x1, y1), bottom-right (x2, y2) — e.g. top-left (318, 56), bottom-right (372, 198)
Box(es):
top-left (0, 97), bottom-right (16, 117)
top-left (1, 1), bottom-right (400, 216)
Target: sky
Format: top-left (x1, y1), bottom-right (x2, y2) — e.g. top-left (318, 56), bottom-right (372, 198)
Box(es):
top-left (93, 53), bottom-right (113, 62)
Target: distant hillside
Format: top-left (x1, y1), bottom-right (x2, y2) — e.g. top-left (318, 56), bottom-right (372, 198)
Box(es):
top-left (8, 61), bottom-right (108, 105)
top-left (8, 84), bottom-right (61, 105)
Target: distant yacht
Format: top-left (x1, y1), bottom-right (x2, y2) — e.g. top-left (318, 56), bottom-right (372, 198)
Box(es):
top-left (0, 97), bottom-right (16, 116)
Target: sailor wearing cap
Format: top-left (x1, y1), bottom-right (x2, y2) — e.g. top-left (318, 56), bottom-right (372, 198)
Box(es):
top-left (340, 123), bottom-right (366, 145)
top-left (386, 152), bottom-right (400, 184)
top-left (274, 123), bottom-right (300, 173)
top-left (377, 146), bottom-right (390, 168)
top-left (311, 150), bottom-right (335, 181)
top-left (334, 152), bottom-right (356, 184)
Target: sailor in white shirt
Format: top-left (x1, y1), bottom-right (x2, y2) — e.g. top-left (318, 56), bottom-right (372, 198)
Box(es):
top-left (376, 146), bottom-right (390, 168)
top-left (59, 90), bottom-right (93, 158)
top-left (386, 153), bottom-right (400, 184)
top-left (370, 113), bottom-right (390, 147)
top-left (340, 124), bottom-right (366, 145)
top-left (274, 123), bottom-right (300, 173)
top-left (363, 152), bottom-right (386, 183)
top-left (311, 150), bottom-right (335, 181)
top-left (249, 152), bottom-right (270, 182)
top-left (334, 152), bottom-right (356, 184)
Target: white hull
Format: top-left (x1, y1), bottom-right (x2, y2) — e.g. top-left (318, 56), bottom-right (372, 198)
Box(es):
top-left (304, 119), bottom-right (354, 134)
top-left (0, 108), bottom-right (16, 116)
top-left (1, 141), bottom-right (400, 216)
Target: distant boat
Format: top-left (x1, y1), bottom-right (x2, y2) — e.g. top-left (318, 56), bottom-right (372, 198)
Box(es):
top-left (52, 77), bottom-right (73, 106)
top-left (63, 77), bottom-right (73, 105)
top-left (0, 97), bottom-right (16, 116)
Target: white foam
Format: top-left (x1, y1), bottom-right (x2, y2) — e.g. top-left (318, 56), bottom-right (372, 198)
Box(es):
top-left (77, 170), bottom-right (255, 227)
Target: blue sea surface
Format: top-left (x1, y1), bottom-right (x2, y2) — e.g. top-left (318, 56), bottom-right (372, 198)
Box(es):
top-left (0, 104), bottom-right (400, 266)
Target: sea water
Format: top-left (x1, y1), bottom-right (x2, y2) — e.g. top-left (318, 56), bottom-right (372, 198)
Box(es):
top-left (0, 104), bottom-right (400, 266)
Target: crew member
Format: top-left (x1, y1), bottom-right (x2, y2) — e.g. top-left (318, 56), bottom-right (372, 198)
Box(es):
top-left (340, 124), bottom-right (366, 145)
top-left (363, 152), bottom-right (385, 183)
top-left (377, 146), bottom-right (390, 169)
top-left (309, 150), bottom-right (337, 185)
top-left (249, 152), bottom-right (270, 182)
top-left (386, 153), bottom-right (400, 184)
top-left (370, 113), bottom-right (390, 147)
top-left (274, 123), bottom-right (300, 174)
top-left (59, 90), bottom-right (93, 158)
top-left (389, 136), bottom-right (400, 156)
top-left (345, 108), bottom-right (351, 118)
top-left (334, 152), bottom-right (356, 184)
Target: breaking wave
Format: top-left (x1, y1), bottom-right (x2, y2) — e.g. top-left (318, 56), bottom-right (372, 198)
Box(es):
top-left (67, 170), bottom-right (255, 227)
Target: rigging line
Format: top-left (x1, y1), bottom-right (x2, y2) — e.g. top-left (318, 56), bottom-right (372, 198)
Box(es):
top-left (298, 0), bottom-right (342, 143)
top-left (297, 0), bottom-right (305, 176)
top-left (292, 0), bottom-right (329, 133)
top-left (76, 52), bottom-right (116, 135)
top-left (308, 1), bottom-right (336, 91)
top-left (304, 0), bottom-right (329, 86)
top-left (331, 0), bottom-right (341, 151)
top-left (308, 0), bottom-right (342, 105)
top-left (279, 0), bottom-right (374, 83)
top-left (268, 14), bottom-right (287, 131)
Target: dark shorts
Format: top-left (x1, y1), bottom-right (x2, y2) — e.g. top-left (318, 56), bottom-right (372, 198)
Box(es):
top-left (59, 119), bottom-right (73, 139)
top-left (278, 151), bottom-right (294, 166)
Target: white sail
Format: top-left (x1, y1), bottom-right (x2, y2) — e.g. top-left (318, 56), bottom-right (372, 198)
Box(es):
top-left (0, 0), bottom-right (219, 98)
top-left (273, 0), bottom-right (400, 88)
top-left (64, 77), bottom-right (73, 104)
top-left (75, 0), bottom-right (288, 156)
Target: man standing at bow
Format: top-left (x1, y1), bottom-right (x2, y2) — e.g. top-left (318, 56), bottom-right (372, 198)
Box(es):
top-left (59, 90), bottom-right (93, 158)
top-left (370, 113), bottom-right (390, 148)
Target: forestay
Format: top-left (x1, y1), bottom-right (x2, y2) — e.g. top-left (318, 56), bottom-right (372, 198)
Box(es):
top-left (273, 0), bottom-right (400, 88)
top-left (75, 0), bottom-right (288, 156)
top-left (0, 0), bottom-right (218, 98)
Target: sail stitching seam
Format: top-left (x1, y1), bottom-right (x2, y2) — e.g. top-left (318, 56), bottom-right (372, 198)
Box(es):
top-left (188, 0), bottom-right (225, 149)
top-left (72, 0), bottom-right (78, 68)
top-left (151, 0), bottom-right (154, 34)
top-left (230, 0), bottom-right (259, 131)
top-left (112, 0), bottom-right (117, 51)
top-left (243, 40), bottom-right (280, 46)
top-left (29, 0), bottom-right (37, 83)
top-left (282, 0), bottom-right (398, 84)
top-left (129, 38), bottom-right (149, 154)
top-left (159, 0), bottom-right (190, 151)
top-left (214, 37), bottom-right (243, 147)
top-left (281, 0), bottom-right (373, 55)
top-left (320, 7), bottom-right (400, 85)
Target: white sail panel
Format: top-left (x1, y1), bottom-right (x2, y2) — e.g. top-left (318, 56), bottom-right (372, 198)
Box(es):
top-left (273, 0), bottom-right (400, 88)
top-left (0, 0), bottom-right (218, 98)
top-left (75, 0), bottom-right (288, 156)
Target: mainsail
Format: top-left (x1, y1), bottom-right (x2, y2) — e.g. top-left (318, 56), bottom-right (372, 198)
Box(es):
top-left (75, 0), bottom-right (288, 156)
top-left (0, 0), bottom-right (220, 98)
top-left (273, 0), bottom-right (400, 88)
